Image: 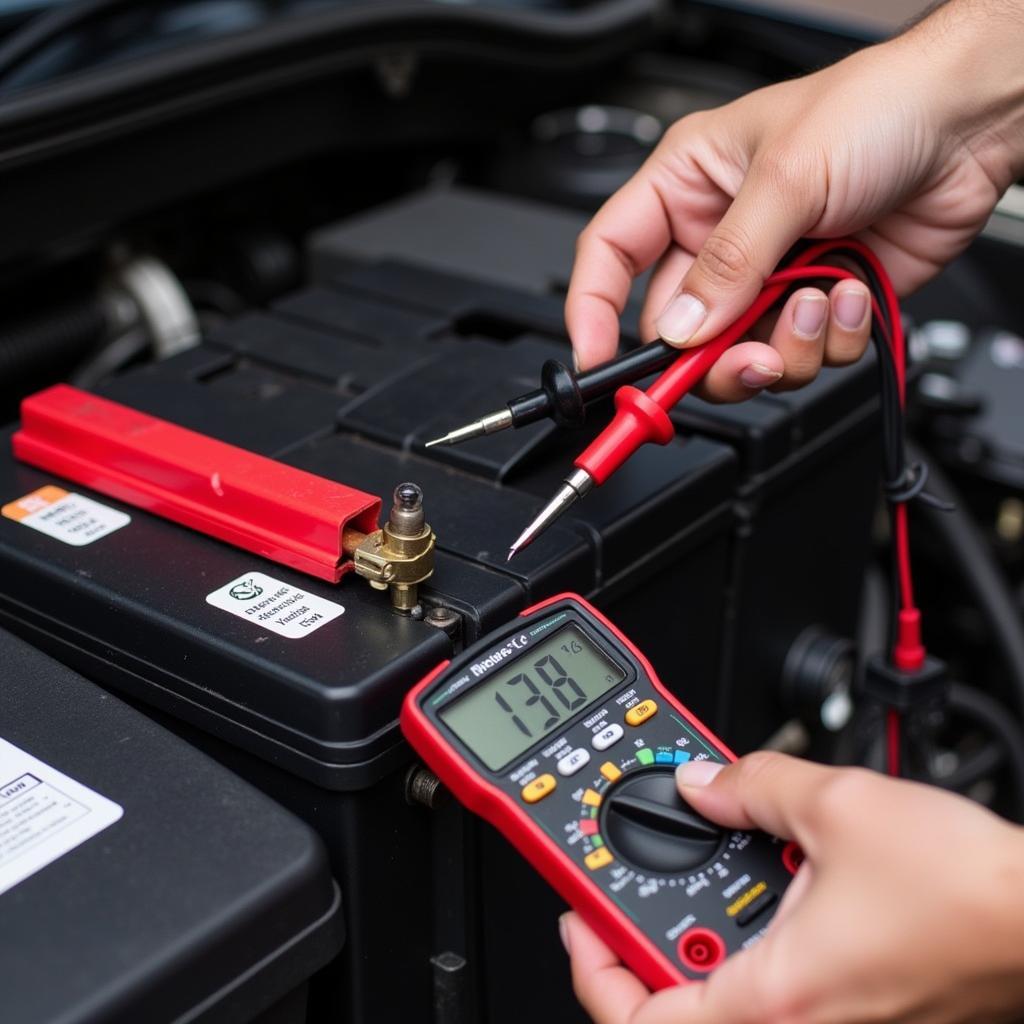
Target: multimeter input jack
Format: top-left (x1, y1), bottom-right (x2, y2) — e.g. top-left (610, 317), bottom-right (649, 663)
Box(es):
top-left (782, 841), bottom-right (805, 875)
top-left (677, 927), bottom-right (726, 973)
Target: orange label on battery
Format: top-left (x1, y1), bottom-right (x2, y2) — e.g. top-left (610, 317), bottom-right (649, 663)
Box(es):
top-left (2, 485), bottom-right (130, 546)
top-left (2, 485), bottom-right (69, 521)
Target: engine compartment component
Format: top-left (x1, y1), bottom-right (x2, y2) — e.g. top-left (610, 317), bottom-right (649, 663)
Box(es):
top-left (1, 624), bottom-right (342, 1024)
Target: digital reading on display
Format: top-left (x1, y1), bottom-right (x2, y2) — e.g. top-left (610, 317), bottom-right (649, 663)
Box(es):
top-left (440, 625), bottom-right (626, 771)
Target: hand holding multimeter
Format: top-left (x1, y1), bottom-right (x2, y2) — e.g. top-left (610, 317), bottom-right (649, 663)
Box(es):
top-left (401, 594), bottom-right (798, 987)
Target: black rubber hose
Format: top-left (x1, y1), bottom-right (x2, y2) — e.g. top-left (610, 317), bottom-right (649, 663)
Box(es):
top-left (0, 0), bottom-right (138, 84)
top-left (946, 683), bottom-right (1024, 822)
top-left (0, 297), bottom-right (106, 391)
top-left (908, 440), bottom-right (1024, 721)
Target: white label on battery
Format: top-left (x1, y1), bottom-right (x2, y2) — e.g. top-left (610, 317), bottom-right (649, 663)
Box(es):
top-left (0, 736), bottom-right (123, 897)
top-left (206, 571), bottom-right (344, 639)
top-left (2, 485), bottom-right (130, 546)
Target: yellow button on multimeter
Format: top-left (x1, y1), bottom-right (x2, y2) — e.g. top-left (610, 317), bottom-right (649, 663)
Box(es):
top-left (625, 699), bottom-right (658, 726)
top-left (521, 773), bottom-right (556, 804)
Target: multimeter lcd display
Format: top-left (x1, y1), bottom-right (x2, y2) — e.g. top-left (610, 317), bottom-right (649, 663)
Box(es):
top-left (439, 625), bottom-right (626, 771)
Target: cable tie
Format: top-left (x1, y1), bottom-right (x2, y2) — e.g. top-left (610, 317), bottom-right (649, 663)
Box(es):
top-left (884, 460), bottom-right (955, 512)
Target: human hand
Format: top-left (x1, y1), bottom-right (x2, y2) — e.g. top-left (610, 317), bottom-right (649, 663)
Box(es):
top-left (566, 1), bottom-right (1024, 400)
top-left (562, 752), bottom-right (1024, 1024)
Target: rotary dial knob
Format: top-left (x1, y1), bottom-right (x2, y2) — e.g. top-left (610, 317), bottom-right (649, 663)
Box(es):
top-left (600, 767), bottom-right (725, 873)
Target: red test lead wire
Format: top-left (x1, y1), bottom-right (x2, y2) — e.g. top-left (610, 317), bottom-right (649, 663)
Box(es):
top-left (806, 241), bottom-right (925, 774)
top-left (801, 241), bottom-right (924, 687)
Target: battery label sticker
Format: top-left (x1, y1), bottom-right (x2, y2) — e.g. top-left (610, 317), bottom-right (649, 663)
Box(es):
top-left (2, 485), bottom-right (130, 546)
top-left (0, 736), bottom-right (123, 897)
top-left (206, 571), bottom-right (344, 639)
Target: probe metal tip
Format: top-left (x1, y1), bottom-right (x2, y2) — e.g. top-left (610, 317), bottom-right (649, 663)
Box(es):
top-left (507, 468), bottom-right (595, 561)
top-left (424, 408), bottom-right (514, 449)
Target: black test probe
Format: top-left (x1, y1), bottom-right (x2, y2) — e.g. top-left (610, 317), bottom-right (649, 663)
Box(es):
top-left (424, 340), bottom-right (680, 448)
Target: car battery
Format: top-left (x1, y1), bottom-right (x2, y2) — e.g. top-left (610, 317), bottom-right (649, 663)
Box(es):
top-left (1, 625), bottom-right (342, 1024)
top-left (0, 303), bottom-right (736, 1022)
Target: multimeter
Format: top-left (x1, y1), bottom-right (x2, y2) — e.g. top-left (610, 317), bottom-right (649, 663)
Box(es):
top-left (401, 593), bottom-right (800, 989)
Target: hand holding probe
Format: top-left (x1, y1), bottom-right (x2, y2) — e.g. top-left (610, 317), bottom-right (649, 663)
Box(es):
top-left (506, 242), bottom-right (893, 559)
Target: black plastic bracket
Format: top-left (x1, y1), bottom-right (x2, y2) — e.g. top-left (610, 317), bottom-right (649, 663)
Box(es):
top-left (861, 653), bottom-right (949, 711)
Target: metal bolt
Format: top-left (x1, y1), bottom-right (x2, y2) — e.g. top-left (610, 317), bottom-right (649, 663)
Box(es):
top-left (388, 481), bottom-right (425, 538)
top-left (424, 605), bottom-right (462, 642)
top-left (405, 766), bottom-right (448, 808)
top-left (395, 482), bottom-right (422, 512)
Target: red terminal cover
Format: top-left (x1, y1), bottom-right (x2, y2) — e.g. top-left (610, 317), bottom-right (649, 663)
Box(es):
top-left (401, 592), bottom-right (741, 991)
top-left (12, 384), bottom-right (382, 582)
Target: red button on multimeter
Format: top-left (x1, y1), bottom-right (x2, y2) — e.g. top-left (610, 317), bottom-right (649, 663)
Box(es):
top-left (401, 593), bottom-right (796, 990)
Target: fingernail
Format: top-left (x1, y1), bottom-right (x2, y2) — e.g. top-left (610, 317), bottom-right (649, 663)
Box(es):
top-left (793, 295), bottom-right (827, 339)
top-left (559, 913), bottom-right (571, 955)
top-left (571, 350), bottom-right (580, 373)
top-left (676, 760), bottom-right (724, 787)
top-left (834, 289), bottom-right (868, 331)
top-left (740, 362), bottom-right (783, 389)
top-left (656, 292), bottom-right (707, 345)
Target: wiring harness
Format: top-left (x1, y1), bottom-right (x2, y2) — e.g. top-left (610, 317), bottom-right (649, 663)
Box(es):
top-left (726, 239), bottom-right (948, 778)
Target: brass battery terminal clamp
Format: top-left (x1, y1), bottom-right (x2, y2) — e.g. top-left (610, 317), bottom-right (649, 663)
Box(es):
top-left (343, 483), bottom-right (436, 613)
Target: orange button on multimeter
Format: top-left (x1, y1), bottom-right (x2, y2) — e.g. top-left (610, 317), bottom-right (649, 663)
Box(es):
top-left (401, 593), bottom-right (796, 992)
top-left (625, 699), bottom-right (658, 726)
top-left (584, 847), bottom-right (614, 871)
top-left (521, 774), bottom-right (556, 804)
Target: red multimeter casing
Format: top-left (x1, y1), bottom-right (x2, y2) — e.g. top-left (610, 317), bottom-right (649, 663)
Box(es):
top-left (401, 593), bottom-right (797, 990)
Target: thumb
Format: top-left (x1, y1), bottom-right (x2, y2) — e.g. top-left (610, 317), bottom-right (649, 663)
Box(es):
top-left (655, 156), bottom-right (820, 348)
top-left (674, 751), bottom-right (839, 846)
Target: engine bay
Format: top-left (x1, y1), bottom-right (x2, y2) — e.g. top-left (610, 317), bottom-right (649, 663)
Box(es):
top-left (2, 3), bottom-right (1024, 1023)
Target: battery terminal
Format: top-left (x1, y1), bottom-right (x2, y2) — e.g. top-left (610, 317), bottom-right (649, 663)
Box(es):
top-left (343, 482), bottom-right (436, 612)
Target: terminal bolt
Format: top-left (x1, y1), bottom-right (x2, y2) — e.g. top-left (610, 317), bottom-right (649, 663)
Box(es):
top-left (344, 482), bottom-right (435, 613)
top-left (424, 605), bottom-right (462, 643)
top-left (405, 765), bottom-right (448, 808)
